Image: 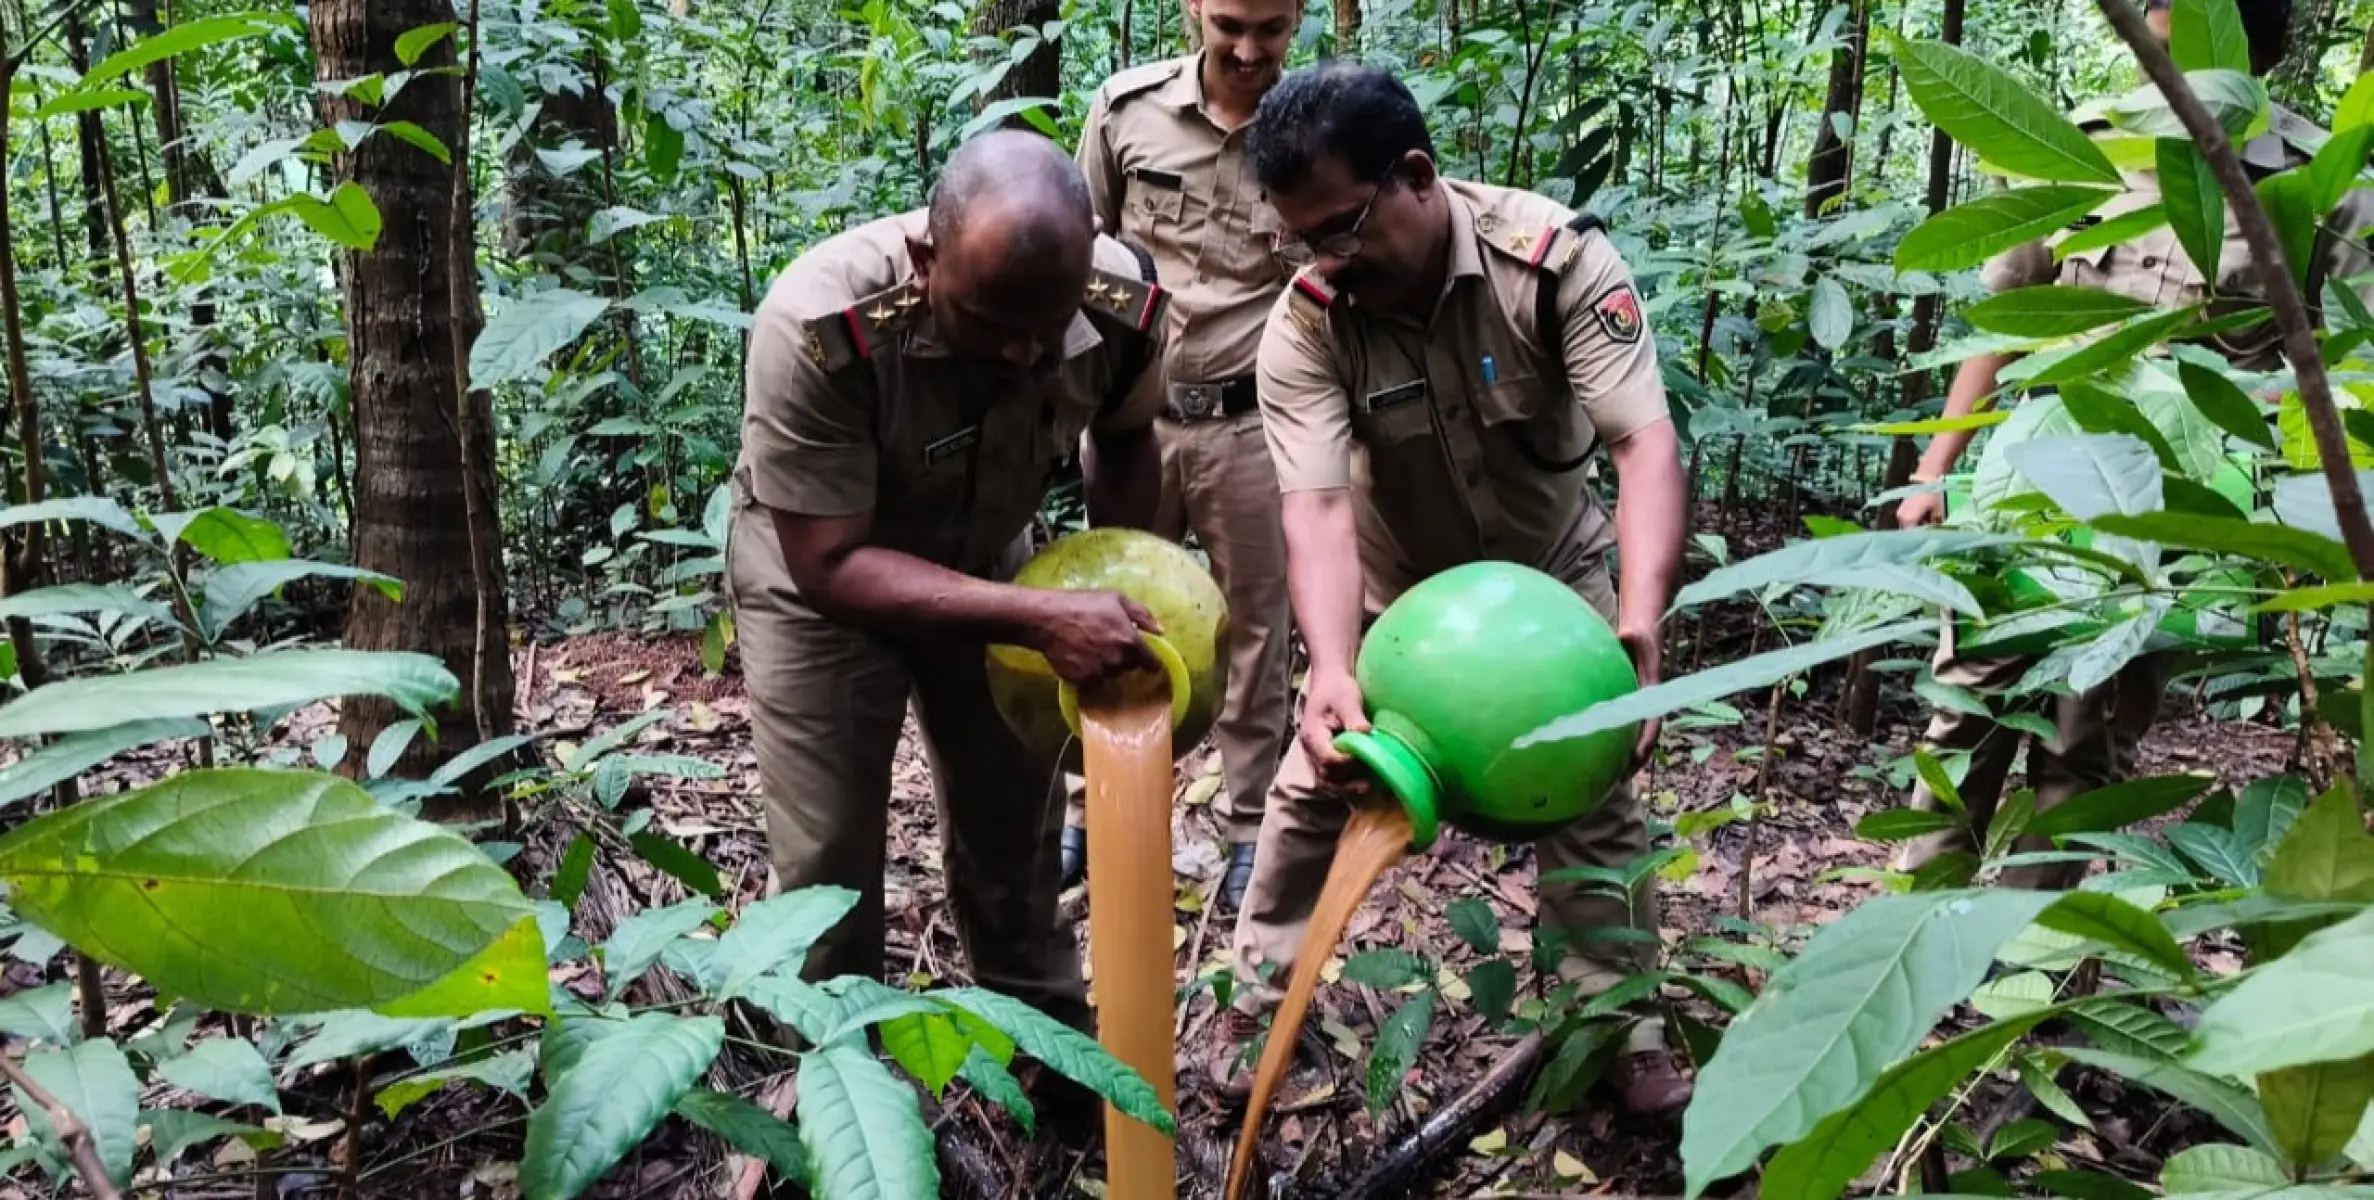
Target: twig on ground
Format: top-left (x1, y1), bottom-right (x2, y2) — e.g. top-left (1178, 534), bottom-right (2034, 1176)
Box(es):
top-left (0, 1048), bottom-right (121, 1199)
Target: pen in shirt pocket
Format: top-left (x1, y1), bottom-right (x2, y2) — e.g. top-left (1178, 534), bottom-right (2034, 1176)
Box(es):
top-left (1481, 354), bottom-right (1498, 386)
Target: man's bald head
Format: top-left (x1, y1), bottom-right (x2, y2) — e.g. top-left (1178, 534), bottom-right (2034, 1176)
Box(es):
top-left (910, 130), bottom-right (1099, 373)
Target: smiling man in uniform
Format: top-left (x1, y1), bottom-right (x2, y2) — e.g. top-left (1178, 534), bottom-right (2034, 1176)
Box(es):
top-left (1064, 0), bottom-right (1306, 909)
top-left (1204, 63), bottom-right (1695, 1115)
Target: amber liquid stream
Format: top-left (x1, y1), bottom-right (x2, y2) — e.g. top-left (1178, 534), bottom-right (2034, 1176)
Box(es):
top-left (1223, 803), bottom-right (1413, 1200)
top-left (1079, 693), bottom-right (1181, 1200)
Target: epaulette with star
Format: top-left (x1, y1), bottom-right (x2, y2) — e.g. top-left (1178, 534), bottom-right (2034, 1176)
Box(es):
top-left (799, 281), bottom-right (925, 371)
top-left (1083, 267), bottom-right (1169, 333)
top-left (1477, 207), bottom-right (1587, 275)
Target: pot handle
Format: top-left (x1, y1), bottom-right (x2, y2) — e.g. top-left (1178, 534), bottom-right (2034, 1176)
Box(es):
top-left (1333, 726), bottom-right (1442, 853)
top-left (1058, 633), bottom-right (1192, 738)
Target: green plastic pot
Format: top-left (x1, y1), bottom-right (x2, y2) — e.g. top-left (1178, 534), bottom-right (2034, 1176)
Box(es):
top-left (985, 527), bottom-right (1229, 770)
top-left (1333, 561), bottom-right (1639, 852)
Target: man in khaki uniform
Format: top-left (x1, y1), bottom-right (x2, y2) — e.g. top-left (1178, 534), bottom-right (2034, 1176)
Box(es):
top-left (1207, 63), bottom-right (1695, 1115)
top-left (1890, 0), bottom-right (2374, 888)
top-left (727, 131), bottom-right (1173, 1031)
top-left (1065, 0), bottom-right (1305, 907)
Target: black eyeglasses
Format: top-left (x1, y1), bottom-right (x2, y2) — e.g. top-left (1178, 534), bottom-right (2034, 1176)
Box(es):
top-left (1275, 162), bottom-right (1398, 266)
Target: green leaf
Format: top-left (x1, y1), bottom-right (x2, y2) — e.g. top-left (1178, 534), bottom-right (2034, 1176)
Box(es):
top-left (2160, 139), bottom-right (2225, 287)
top-left (627, 832), bottom-right (725, 900)
top-left (1984, 788), bottom-right (2038, 860)
top-left (2036, 891), bottom-right (2196, 982)
top-left (32, 86), bottom-right (149, 120)
top-left (1366, 990), bottom-right (1436, 1119)
top-left (2057, 204), bottom-right (2175, 257)
top-left (1896, 186), bottom-right (2118, 272)
top-left (2033, 775), bottom-right (2215, 845)
top-left (1856, 809), bottom-right (1962, 842)
top-left (160, 507), bottom-right (291, 564)
top-left (645, 113), bottom-right (684, 181)
top-left (521, 1014), bottom-right (723, 1200)
top-left (601, 899), bottom-right (721, 1002)
top-left (1447, 896), bottom-right (1499, 954)
top-left (2025, 308), bottom-right (2201, 388)
top-left (2069, 998), bottom-right (2191, 1061)
top-left (1528, 1018), bottom-right (1628, 1111)
top-left (2162, 1143), bottom-right (2288, 1192)
top-left (797, 1042), bottom-right (941, 1200)
top-left (2065, 1046), bottom-right (2276, 1152)
top-left (470, 290), bottom-right (614, 388)
top-left (957, 1044), bottom-right (1036, 1137)
top-left (79, 13), bottom-right (290, 87)
top-left (2192, 909), bottom-right (2374, 1077)
top-left (2097, 71), bottom-right (2269, 140)
top-left (0, 983), bottom-right (74, 1045)
top-left (2017, 1051), bottom-right (2096, 1129)
top-left (1991, 1117), bottom-right (2060, 1159)
top-left (13, 1039), bottom-right (139, 1187)
top-left (2005, 433), bottom-right (2164, 521)
top-left (284, 183), bottom-right (382, 251)
top-left (2061, 384), bottom-right (2183, 471)
top-left (0, 719), bottom-right (209, 812)
top-left (2092, 512), bottom-right (2355, 581)
top-left (2178, 361), bottom-right (2277, 450)
top-left (1895, 39), bottom-right (2120, 183)
top-left (1343, 948), bottom-right (1430, 989)
top-left (0, 649), bottom-right (459, 740)
top-left (0, 496), bottom-right (144, 539)
top-left (143, 1109), bottom-right (264, 1165)
top-left (0, 769), bottom-right (529, 1015)
top-left (551, 833), bottom-right (596, 911)
top-left (288, 1011), bottom-right (456, 1071)
top-left (367, 719), bottom-right (420, 780)
top-left (2171, 0), bottom-right (2252, 71)
top-left (2169, 823), bottom-right (2260, 887)
top-left (2264, 784), bottom-right (2374, 903)
top-left (378, 120), bottom-right (452, 165)
top-left (376, 912), bottom-right (553, 1019)
top-left (394, 21), bottom-right (458, 66)
top-left (608, 0), bottom-right (643, 40)
top-left (1809, 277), bottom-right (1852, 350)
top-left (1678, 888), bottom-right (2060, 1195)
top-left (937, 988), bottom-right (1173, 1136)
top-left (201, 561), bottom-right (400, 637)
top-left (714, 887), bottom-right (861, 1000)
top-left (880, 1009), bottom-right (976, 1094)
top-left (675, 1088), bottom-right (807, 1180)
top-left (2262, 1051), bottom-right (2374, 1169)
top-left (158, 1037), bottom-right (280, 1112)
top-left (1466, 959), bottom-right (1518, 1027)
top-left (2258, 582), bottom-right (2374, 612)
top-left (374, 1049), bottom-right (534, 1119)
top-left (1965, 287), bottom-right (2154, 338)
top-left (1857, 410), bottom-right (2013, 436)
top-left (1520, 620), bottom-right (1931, 749)
top-left (1677, 530), bottom-right (2017, 614)
top-left (2163, 896), bottom-right (2368, 940)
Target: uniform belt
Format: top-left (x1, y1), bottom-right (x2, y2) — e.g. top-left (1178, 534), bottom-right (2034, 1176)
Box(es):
top-left (1164, 376), bottom-right (1259, 422)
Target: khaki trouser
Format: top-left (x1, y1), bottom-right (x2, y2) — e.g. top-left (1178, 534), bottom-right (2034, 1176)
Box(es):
top-left (1892, 620), bottom-right (2169, 891)
top-left (727, 500), bottom-right (1088, 1028)
top-left (1065, 410), bottom-right (1295, 843)
top-left (1229, 558), bottom-right (1664, 1053)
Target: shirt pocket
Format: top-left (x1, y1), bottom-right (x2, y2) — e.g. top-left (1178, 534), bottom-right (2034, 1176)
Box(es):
top-left (1125, 168), bottom-right (1188, 252)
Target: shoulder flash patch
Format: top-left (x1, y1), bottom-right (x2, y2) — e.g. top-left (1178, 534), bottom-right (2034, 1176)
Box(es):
top-left (1085, 268), bottom-right (1167, 333)
top-left (1590, 283), bottom-right (1644, 345)
top-left (803, 282), bottom-right (922, 370)
top-left (1290, 272), bottom-right (1338, 310)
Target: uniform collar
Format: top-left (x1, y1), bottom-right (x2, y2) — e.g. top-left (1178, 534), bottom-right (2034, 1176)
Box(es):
top-left (1160, 53), bottom-right (1207, 111)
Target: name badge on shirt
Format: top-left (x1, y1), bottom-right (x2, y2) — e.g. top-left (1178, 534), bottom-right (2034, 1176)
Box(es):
top-left (1133, 167), bottom-right (1184, 190)
top-left (923, 425), bottom-right (981, 465)
top-left (1363, 379), bottom-right (1428, 415)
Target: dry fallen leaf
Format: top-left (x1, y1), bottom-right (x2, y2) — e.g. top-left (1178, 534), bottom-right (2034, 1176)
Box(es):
top-left (1553, 1150), bottom-right (1596, 1182)
top-left (1469, 1127), bottom-right (1509, 1155)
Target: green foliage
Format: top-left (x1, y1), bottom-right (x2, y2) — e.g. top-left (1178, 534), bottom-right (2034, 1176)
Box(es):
top-left (797, 1043), bottom-right (943, 1200)
top-left (13, 1039), bottom-right (140, 1188)
top-left (0, 650), bottom-right (459, 740)
top-left (1892, 39), bottom-right (2119, 184)
top-left (522, 1014), bottom-right (726, 1200)
top-left (1366, 991), bottom-right (1436, 1118)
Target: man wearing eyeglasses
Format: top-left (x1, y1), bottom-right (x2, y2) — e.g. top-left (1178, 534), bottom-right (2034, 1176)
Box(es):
top-left (1067, 0), bottom-right (1308, 911)
top-left (1205, 61), bottom-right (1694, 1115)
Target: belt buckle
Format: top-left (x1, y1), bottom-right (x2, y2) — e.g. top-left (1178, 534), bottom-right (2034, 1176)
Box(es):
top-left (1179, 386), bottom-right (1213, 420)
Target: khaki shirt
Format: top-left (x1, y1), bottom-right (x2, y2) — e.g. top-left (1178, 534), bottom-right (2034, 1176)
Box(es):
top-left (1077, 54), bottom-right (1292, 385)
top-left (1257, 179), bottom-right (1669, 604)
top-left (1982, 105), bottom-right (2374, 369)
top-left (736, 210), bottom-right (1170, 579)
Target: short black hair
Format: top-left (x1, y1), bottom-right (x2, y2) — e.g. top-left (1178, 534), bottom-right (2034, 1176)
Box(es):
top-left (1245, 62), bottom-right (1436, 195)
top-left (2239, 0), bottom-right (2293, 73)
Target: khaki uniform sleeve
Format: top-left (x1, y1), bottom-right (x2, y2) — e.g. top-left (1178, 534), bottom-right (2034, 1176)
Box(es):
top-left (1557, 236), bottom-right (1668, 445)
top-left (1980, 240), bottom-right (2056, 293)
top-left (1257, 290), bottom-right (1355, 492)
top-left (1077, 90), bottom-right (1127, 242)
top-left (742, 295), bottom-right (877, 517)
top-left (1091, 316), bottom-right (1169, 436)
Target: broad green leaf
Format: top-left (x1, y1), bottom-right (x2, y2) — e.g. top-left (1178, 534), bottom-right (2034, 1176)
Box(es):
top-left (560, 709), bottom-right (671, 772)
top-left (675, 1088), bottom-right (807, 1180)
top-left (285, 184), bottom-right (382, 250)
top-left (2036, 891), bottom-right (2196, 982)
top-left (2278, 394), bottom-right (2374, 472)
top-left (0, 497), bottom-right (144, 540)
top-left (880, 1010), bottom-right (976, 1094)
top-left (1466, 959), bottom-right (1518, 1027)
top-left (79, 13), bottom-right (291, 86)
top-left (1984, 788), bottom-right (2039, 860)
top-left (367, 720), bottom-right (421, 781)
top-left (2067, 606), bottom-right (2166, 695)
top-left (2027, 774), bottom-right (2211, 842)
top-left (957, 1045), bottom-right (1036, 1137)
top-left (1896, 186), bottom-right (2117, 272)
top-left (0, 719), bottom-right (208, 812)
top-left (2162, 1143), bottom-right (2287, 1192)
top-left (1675, 529), bottom-right (2017, 613)
top-left (376, 913), bottom-right (554, 1019)
top-left (379, 120), bottom-right (451, 164)
top-left (1973, 971), bottom-right (2057, 1020)
top-left (2272, 470), bottom-right (2374, 549)
top-left (394, 21), bottom-right (458, 66)
top-left (1856, 410), bottom-right (2011, 435)
top-left (1678, 888), bottom-right (2060, 1195)
top-left (2004, 433), bottom-right (2164, 521)
top-left (2179, 361), bottom-right (2278, 450)
top-left (0, 769), bottom-right (528, 1014)
top-left (714, 887), bottom-right (862, 1000)
top-left (2066, 1046), bottom-right (2276, 1152)
top-left (374, 1049), bottom-right (534, 1119)
top-left (797, 1042), bottom-right (941, 1200)
top-left (2070, 998), bottom-right (2191, 1061)
top-left (1519, 620), bottom-right (1931, 750)
top-left (2097, 71), bottom-right (2269, 140)
top-left (1809, 277), bottom-right (1852, 350)
top-left (31, 87), bottom-right (149, 120)
top-left (2058, 204), bottom-right (2174, 257)
top-left (815, 978), bottom-right (959, 1047)
top-left (1528, 1019), bottom-right (1628, 1111)
top-left (551, 833), bottom-right (595, 912)
top-left (627, 832), bottom-right (725, 899)
top-left (471, 290), bottom-right (613, 388)
top-left (1342, 948), bottom-right (1430, 988)
top-left (2260, 171), bottom-right (2319, 294)
top-left (1856, 809), bottom-right (1961, 842)
top-left (2264, 784), bottom-right (2374, 903)
top-left (0, 649), bottom-right (459, 739)
top-left (287, 1012), bottom-right (457, 1070)
top-left (2262, 1051), bottom-right (2374, 1168)
top-left (14, 1039), bottom-right (138, 1187)
top-left (2159, 140), bottom-right (2225, 286)
top-left (601, 899), bottom-right (721, 1002)
top-left (1965, 287), bottom-right (2154, 338)
top-left (143, 1109), bottom-right (263, 1165)
top-left (645, 114), bottom-right (685, 181)
top-left (2092, 513), bottom-right (2354, 581)
top-left (158, 1037), bottom-right (280, 1113)
top-left (200, 561), bottom-right (400, 638)
top-left (2017, 1051), bottom-right (2095, 1129)
top-left (1992, 1117), bottom-right (2059, 1159)
top-left (1895, 39), bottom-right (2119, 183)
top-left (2025, 308), bottom-right (2201, 388)
top-left (538, 1014), bottom-right (624, 1084)
top-left (2169, 823), bottom-right (2260, 887)
top-left (0, 583), bottom-right (180, 631)
top-left (2171, 0), bottom-right (2252, 72)
top-left (589, 205), bottom-right (665, 244)
top-left (1366, 990), bottom-right (1436, 1119)
top-left (521, 1014), bottom-right (723, 1200)
top-left (158, 507), bottom-right (290, 564)
top-left (2164, 896), bottom-right (2370, 940)
top-left (938, 988), bottom-right (1173, 1135)
top-left (0, 983), bottom-right (73, 1045)
top-left (2061, 384), bottom-right (2182, 471)
top-left (1447, 896), bottom-right (1499, 954)
top-left (2193, 909), bottom-right (2374, 1077)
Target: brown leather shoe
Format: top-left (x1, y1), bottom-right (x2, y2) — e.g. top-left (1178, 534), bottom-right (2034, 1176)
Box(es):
top-left (1610, 1048), bottom-right (1694, 1116)
top-left (1201, 1006), bottom-right (1263, 1105)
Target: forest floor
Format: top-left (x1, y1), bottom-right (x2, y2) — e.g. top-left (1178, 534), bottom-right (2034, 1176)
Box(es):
top-left (11, 502), bottom-right (2298, 1199)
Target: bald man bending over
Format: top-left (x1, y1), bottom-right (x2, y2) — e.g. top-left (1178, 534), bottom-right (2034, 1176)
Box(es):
top-left (727, 130), bottom-right (1172, 1031)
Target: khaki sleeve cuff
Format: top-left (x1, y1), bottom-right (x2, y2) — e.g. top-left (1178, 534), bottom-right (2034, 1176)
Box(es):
top-left (1256, 291), bottom-right (1355, 493)
top-left (742, 435), bottom-right (875, 517)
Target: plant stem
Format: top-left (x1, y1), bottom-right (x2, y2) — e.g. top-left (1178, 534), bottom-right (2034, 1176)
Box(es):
top-left (2092, 0), bottom-right (2374, 580)
top-left (0, 1050), bottom-right (121, 1199)
top-left (448, 0), bottom-right (501, 756)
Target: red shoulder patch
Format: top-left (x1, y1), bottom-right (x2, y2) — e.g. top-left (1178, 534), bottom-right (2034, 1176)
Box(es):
top-left (1591, 284), bottom-right (1643, 345)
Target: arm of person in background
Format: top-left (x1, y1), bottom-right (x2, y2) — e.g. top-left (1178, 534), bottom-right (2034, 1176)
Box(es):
top-left (1894, 351), bottom-right (2014, 528)
top-left (1076, 87), bottom-right (1128, 241)
top-left (1258, 288), bottom-right (1372, 783)
top-left (746, 301), bottom-right (1157, 683)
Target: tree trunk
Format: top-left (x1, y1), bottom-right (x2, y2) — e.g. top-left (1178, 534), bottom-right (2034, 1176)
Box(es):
top-left (971, 0), bottom-right (1060, 109)
top-left (308, 0), bottom-right (517, 822)
top-left (1334, 0), bottom-right (1361, 54)
top-left (63, 15), bottom-right (110, 269)
top-left (1803, 0), bottom-right (1869, 218)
